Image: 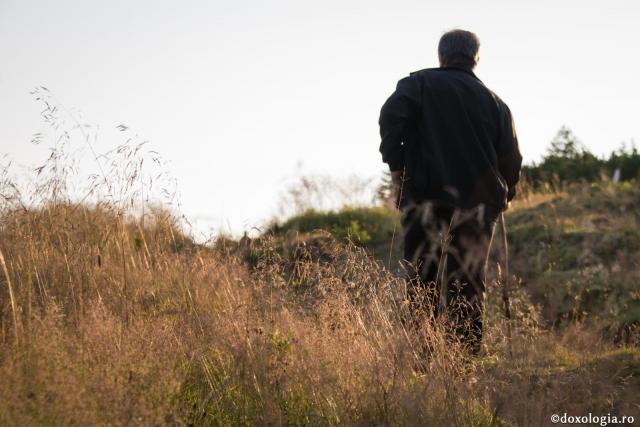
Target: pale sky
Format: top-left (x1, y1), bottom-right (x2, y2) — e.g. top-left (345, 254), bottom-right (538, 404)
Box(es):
top-left (1, 0), bottom-right (639, 237)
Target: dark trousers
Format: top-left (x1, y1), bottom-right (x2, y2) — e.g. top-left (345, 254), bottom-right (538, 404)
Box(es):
top-left (401, 201), bottom-right (498, 353)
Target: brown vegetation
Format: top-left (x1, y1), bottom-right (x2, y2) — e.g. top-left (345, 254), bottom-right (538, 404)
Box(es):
top-left (0, 198), bottom-right (638, 425)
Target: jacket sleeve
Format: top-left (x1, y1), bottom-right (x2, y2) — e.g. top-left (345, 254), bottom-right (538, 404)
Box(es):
top-left (378, 75), bottom-right (421, 172)
top-left (496, 104), bottom-right (523, 201)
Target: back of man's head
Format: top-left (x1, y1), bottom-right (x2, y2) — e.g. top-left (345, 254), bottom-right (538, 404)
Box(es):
top-left (438, 29), bottom-right (480, 70)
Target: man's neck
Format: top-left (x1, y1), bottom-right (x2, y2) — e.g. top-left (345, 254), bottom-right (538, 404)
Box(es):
top-left (439, 64), bottom-right (480, 81)
top-left (441, 62), bottom-right (475, 72)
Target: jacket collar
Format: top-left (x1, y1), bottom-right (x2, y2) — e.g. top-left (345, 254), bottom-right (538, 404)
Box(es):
top-left (440, 66), bottom-right (480, 81)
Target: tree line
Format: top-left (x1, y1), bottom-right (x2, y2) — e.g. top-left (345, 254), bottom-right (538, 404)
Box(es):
top-left (523, 126), bottom-right (640, 187)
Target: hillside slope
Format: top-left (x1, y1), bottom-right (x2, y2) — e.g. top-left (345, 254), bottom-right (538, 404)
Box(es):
top-left (273, 181), bottom-right (640, 343)
top-left (0, 183), bottom-right (638, 425)
top-left (507, 182), bottom-right (640, 340)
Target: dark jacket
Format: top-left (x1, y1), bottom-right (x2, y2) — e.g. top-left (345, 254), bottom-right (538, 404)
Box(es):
top-left (379, 66), bottom-right (522, 211)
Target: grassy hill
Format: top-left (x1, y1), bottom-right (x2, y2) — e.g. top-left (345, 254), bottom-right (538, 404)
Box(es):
top-left (507, 182), bottom-right (640, 341)
top-left (0, 181), bottom-right (638, 425)
top-left (270, 181), bottom-right (640, 344)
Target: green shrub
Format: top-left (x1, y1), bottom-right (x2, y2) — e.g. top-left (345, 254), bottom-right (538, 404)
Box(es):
top-left (272, 206), bottom-right (397, 245)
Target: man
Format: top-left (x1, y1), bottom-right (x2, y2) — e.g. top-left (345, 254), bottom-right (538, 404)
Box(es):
top-left (378, 29), bottom-right (522, 354)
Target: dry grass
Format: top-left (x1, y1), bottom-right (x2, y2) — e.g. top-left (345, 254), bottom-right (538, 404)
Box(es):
top-left (0, 202), bottom-right (474, 425)
top-left (0, 200), bottom-right (637, 425)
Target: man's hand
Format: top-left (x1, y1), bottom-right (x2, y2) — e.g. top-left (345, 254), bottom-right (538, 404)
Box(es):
top-left (390, 169), bottom-right (405, 209)
top-left (391, 170), bottom-right (404, 187)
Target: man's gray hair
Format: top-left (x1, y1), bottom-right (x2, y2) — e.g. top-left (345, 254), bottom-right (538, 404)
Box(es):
top-left (438, 29), bottom-right (480, 68)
